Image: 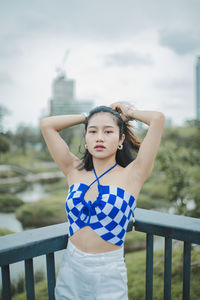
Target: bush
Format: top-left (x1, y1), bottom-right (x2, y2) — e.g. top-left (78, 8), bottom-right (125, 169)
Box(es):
top-left (137, 193), bottom-right (160, 210)
top-left (0, 194), bottom-right (24, 212)
top-left (0, 170), bottom-right (20, 179)
top-left (0, 181), bottom-right (28, 194)
top-left (16, 197), bottom-right (67, 229)
top-left (124, 230), bottom-right (146, 253)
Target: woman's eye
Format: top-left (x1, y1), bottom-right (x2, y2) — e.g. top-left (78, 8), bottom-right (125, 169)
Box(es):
top-left (89, 131), bottom-right (96, 133)
top-left (105, 131), bottom-right (112, 134)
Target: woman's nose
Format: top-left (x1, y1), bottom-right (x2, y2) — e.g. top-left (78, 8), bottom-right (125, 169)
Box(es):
top-left (96, 132), bottom-right (104, 141)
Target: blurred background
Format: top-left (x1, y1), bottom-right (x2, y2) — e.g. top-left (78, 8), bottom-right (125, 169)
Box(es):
top-left (0, 1), bottom-right (200, 299)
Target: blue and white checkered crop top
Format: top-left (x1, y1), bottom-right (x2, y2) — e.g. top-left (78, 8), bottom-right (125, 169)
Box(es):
top-left (65, 163), bottom-right (136, 246)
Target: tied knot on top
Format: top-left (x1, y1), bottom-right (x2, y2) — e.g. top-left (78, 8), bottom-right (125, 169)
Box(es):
top-left (78, 200), bottom-right (93, 224)
top-left (77, 199), bottom-right (104, 225)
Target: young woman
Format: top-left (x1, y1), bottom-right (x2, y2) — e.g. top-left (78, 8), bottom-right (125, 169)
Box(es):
top-left (40, 102), bottom-right (165, 300)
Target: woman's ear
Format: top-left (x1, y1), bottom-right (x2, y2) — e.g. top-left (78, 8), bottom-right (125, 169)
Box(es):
top-left (120, 134), bottom-right (125, 144)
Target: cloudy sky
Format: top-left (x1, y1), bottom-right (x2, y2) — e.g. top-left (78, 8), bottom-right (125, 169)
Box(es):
top-left (1, 0), bottom-right (200, 131)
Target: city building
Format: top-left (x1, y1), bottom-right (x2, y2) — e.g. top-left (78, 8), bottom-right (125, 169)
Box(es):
top-left (196, 56), bottom-right (200, 121)
top-left (49, 71), bottom-right (93, 116)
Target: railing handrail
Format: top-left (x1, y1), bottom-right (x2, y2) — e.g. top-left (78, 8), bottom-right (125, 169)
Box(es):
top-left (134, 208), bottom-right (200, 244)
top-left (0, 208), bottom-right (200, 266)
top-left (0, 223), bottom-right (69, 266)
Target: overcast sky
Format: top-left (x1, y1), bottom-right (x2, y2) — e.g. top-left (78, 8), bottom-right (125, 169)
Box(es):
top-left (1, 0), bottom-right (200, 131)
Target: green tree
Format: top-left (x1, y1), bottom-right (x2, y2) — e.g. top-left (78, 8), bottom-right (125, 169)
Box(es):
top-left (157, 120), bottom-right (200, 216)
top-left (13, 124), bottom-right (41, 154)
top-left (157, 144), bottom-right (190, 214)
top-left (0, 104), bottom-right (10, 133)
top-left (0, 134), bottom-right (10, 154)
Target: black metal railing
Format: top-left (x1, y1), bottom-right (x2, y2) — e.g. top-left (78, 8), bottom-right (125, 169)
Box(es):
top-left (0, 208), bottom-right (200, 300)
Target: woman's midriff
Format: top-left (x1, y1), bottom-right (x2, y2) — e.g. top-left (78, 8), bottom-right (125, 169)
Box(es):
top-left (69, 226), bottom-right (123, 253)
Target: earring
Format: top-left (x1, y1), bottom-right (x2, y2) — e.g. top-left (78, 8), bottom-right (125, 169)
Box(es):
top-left (118, 144), bottom-right (123, 150)
top-left (85, 144), bottom-right (88, 149)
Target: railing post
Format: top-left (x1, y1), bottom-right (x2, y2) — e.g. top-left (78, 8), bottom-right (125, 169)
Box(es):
top-left (46, 252), bottom-right (56, 300)
top-left (146, 234), bottom-right (154, 300)
top-left (182, 242), bottom-right (191, 300)
top-left (25, 258), bottom-right (35, 300)
top-left (1, 265), bottom-right (12, 300)
top-left (164, 237), bottom-right (172, 300)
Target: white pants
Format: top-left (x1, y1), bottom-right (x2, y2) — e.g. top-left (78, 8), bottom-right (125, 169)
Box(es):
top-left (55, 239), bottom-right (129, 300)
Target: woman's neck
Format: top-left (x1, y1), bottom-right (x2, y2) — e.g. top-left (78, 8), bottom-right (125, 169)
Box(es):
top-left (92, 157), bottom-right (117, 174)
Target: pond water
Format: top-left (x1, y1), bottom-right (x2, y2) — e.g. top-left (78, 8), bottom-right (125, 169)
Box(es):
top-left (17, 182), bottom-right (50, 203)
top-left (0, 212), bottom-right (23, 232)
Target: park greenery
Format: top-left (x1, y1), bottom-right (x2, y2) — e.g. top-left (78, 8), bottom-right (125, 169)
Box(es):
top-left (0, 103), bottom-right (200, 300)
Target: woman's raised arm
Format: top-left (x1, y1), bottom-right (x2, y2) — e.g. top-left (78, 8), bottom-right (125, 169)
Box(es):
top-left (110, 103), bottom-right (165, 183)
top-left (128, 109), bottom-right (165, 182)
top-left (40, 114), bottom-right (86, 176)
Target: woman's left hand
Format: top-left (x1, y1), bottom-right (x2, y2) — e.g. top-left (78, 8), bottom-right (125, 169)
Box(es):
top-left (110, 102), bottom-right (134, 122)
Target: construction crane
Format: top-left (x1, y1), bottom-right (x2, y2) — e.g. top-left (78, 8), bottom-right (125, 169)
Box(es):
top-left (56, 49), bottom-right (70, 78)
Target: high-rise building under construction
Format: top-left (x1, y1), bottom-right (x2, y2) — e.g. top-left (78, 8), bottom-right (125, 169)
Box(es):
top-left (50, 71), bottom-right (93, 116)
top-left (196, 56), bottom-right (200, 121)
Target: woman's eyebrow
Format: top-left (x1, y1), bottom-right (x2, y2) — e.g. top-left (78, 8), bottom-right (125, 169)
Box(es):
top-left (88, 125), bottom-right (115, 129)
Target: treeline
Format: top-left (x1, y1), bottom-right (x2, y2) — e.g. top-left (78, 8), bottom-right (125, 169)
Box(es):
top-left (0, 124), bottom-right (82, 155)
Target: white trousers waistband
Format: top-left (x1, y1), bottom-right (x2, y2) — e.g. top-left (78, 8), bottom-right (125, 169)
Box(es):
top-left (67, 238), bottom-right (124, 265)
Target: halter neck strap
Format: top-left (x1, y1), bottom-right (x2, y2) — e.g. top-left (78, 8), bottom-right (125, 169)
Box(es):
top-left (89, 162), bottom-right (118, 187)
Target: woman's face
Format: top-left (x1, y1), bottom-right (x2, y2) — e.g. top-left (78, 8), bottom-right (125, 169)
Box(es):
top-left (85, 112), bottom-right (125, 159)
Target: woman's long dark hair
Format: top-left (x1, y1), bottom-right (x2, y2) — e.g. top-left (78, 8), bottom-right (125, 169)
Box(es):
top-left (78, 106), bottom-right (141, 171)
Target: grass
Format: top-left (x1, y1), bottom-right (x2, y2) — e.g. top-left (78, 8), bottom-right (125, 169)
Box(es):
top-left (126, 246), bottom-right (200, 300)
top-left (0, 149), bottom-right (38, 170)
top-left (12, 279), bottom-right (48, 300)
top-left (0, 270), bottom-right (46, 300)
top-left (0, 228), bottom-right (15, 236)
top-left (0, 148), bottom-right (54, 171)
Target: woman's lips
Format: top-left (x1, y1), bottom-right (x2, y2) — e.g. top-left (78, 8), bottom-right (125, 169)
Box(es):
top-left (94, 145), bottom-right (105, 150)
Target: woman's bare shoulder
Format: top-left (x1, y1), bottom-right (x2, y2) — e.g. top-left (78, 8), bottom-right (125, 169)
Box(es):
top-left (122, 161), bottom-right (145, 199)
top-left (66, 161), bottom-right (92, 186)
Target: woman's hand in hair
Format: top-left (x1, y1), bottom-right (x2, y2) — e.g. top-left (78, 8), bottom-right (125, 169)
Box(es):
top-left (110, 102), bottom-right (134, 122)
